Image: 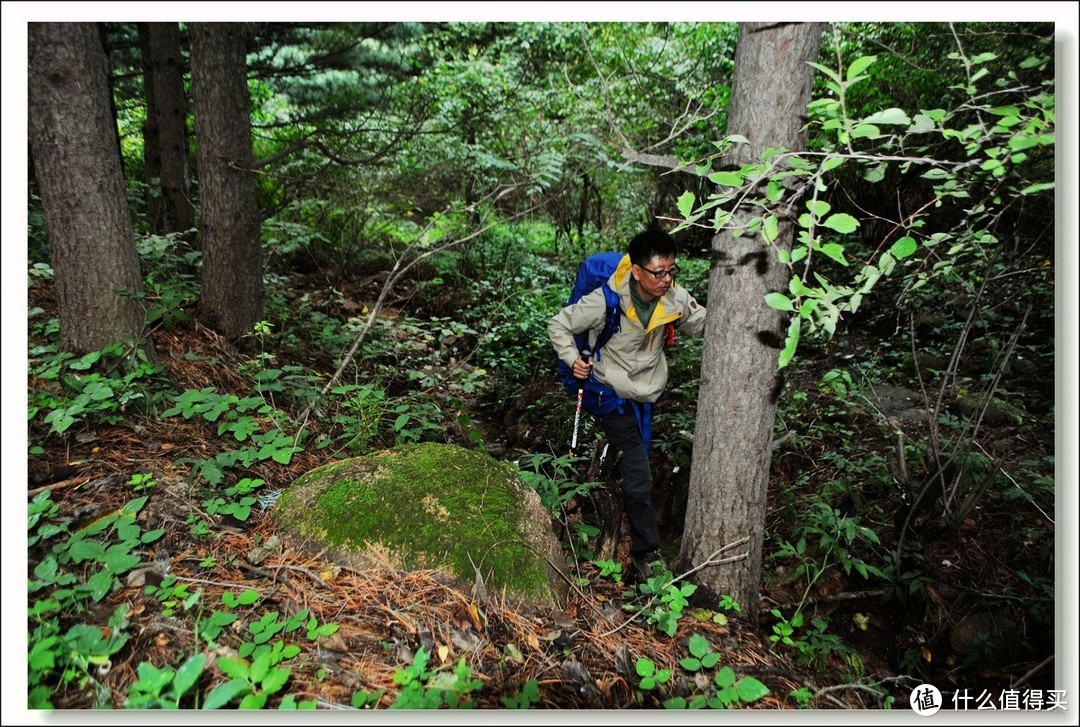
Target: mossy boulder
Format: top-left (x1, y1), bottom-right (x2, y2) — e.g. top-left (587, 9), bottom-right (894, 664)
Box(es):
top-left (273, 443), bottom-right (568, 607)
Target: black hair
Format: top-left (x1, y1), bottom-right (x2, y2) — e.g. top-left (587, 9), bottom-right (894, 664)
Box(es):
top-left (628, 228), bottom-right (677, 267)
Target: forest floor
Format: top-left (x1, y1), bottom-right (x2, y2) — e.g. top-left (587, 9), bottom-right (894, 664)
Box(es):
top-left (24, 275), bottom-right (1059, 713)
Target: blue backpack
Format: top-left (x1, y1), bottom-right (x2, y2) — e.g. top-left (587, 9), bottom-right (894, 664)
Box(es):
top-left (556, 251), bottom-right (625, 398)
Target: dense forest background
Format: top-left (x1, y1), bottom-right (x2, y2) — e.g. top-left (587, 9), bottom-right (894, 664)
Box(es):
top-left (7, 8), bottom-right (1077, 716)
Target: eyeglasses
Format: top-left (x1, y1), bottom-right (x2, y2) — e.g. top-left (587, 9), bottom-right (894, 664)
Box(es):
top-left (638, 265), bottom-right (679, 280)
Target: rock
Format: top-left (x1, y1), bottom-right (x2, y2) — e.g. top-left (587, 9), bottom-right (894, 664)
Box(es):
top-left (273, 443), bottom-right (568, 607)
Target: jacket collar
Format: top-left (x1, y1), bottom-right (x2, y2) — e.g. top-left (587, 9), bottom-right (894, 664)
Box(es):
top-left (611, 254), bottom-right (683, 331)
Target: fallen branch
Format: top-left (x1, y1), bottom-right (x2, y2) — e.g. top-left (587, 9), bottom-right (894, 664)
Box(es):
top-left (27, 476), bottom-right (92, 499)
top-left (764, 588), bottom-right (888, 613)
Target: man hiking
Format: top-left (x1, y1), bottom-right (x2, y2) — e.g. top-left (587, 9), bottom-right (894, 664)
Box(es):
top-left (547, 227), bottom-right (707, 581)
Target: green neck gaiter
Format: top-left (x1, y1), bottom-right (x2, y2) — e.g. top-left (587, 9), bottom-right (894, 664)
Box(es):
top-left (629, 279), bottom-right (658, 329)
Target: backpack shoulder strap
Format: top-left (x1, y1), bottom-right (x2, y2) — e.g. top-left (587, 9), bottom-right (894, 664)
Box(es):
top-left (594, 283), bottom-right (622, 357)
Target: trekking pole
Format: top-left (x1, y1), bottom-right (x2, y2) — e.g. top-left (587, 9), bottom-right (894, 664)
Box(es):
top-left (569, 350), bottom-right (591, 457)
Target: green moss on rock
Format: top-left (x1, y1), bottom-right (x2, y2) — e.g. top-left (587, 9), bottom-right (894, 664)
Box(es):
top-left (274, 443), bottom-right (566, 606)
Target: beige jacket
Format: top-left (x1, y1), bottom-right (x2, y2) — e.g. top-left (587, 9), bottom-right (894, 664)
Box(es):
top-left (548, 254), bottom-right (707, 403)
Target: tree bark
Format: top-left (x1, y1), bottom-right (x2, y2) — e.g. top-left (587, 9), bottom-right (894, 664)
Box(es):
top-left (28, 22), bottom-right (149, 355)
top-left (139, 22), bottom-right (194, 236)
top-left (679, 22), bottom-right (825, 624)
top-left (189, 22), bottom-right (263, 342)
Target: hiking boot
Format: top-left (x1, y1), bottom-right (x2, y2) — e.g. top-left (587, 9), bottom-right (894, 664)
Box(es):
top-left (631, 550), bottom-right (662, 582)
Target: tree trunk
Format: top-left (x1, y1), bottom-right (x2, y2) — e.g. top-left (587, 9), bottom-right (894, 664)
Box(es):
top-left (139, 22), bottom-right (194, 236)
top-left (679, 22), bottom-right (824, 625)
top-left (28, 22), bottom-right (149, 355)
top-left (189, 22), bottom-right (263, 342)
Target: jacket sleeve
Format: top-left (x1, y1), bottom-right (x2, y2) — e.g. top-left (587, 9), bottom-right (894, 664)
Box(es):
top-left (547, 287), bottom-right (608, 369)
top-left (677, 289), bottom-right (707, 337)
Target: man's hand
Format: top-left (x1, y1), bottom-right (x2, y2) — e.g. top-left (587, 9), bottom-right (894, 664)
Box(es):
top-left (572, 355), bottom-right (592, 380)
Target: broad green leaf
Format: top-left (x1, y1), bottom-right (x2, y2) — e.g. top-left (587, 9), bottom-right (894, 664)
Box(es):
top-left (676, 190), bottom-right (696, 219)
top-left (789, 275), bottom-right (814, 297)
top-left (715, 666), bottom-right (737, 688)
top-left (778, 318), bottom-right (800, 369)
top-left (862, 108), bottom-right (910, 125)
top-left (1020, 181), bottom-right (1055, 195)
top-left (635, 658), bottom-right (655, 677)
top-left (250, 651), bottom-right (272, 684)
top-left (224, 588), bottom-right (261, 607)
top-left (735, 676), bottom-right (771, 702)
top-left (846, 55), bottom-right (877, 82)
top-left (104, 550), bottom-right (141, 574)
top-left (819, 243), bottom-right (849, 266)
top-left (68, 538), bottom-right (106, 564)
top-left (125, 496), bottom-right (149, 512)
top-left (806, 199), bottom-right (831, 218)
top-left (851, 123), bottom-right (880, 139)
top-left (889, 236), bottom-right (917, 259)
top-left (217, 657), bottom-right (250, 681)
top-left (858, 264), bottom-right (881, 293)
top-left (260, 666), bottom-right (291, 694)
top-left (822, 213), bottom-right (859, 234)
top-left (708, 171), bottom-right (744, 187)
top-left (688, 633), bottom-right (710, 658)
top-left (28, 636), bottom-right (59, 670)
top-left (862, 162), bottom-right (886, 182)
top-left (1009, 134), bottom-right (1054, 150)
top-left (821, 155), bottom-right (844, 173)
top-left (807, 61), bottom-right (841, 84)
top-left (134, 662), bottom-right (173, 694)
top-left (34, 556), bottom-right (59, 581)
top-left (765, 293), bottom-right (794, 312)
top-left (680, 657), bottom-right (702, 671)
top-left (971, 51), bottom-right (997, 64)
top-left (762, 215), bottom-right (780, 244)
top-left (911, 112), bottom-right (937, 131)
top-left (239, 692), bottom-right (268, 709)
top-left (200, 459), bottom-right (224, 486)
top-left (173, 653), bottom-right (206, 697)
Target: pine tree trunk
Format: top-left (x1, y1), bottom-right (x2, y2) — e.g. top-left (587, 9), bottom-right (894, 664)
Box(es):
top-left (679, 22), bottom-right (825, 624)
top-left (139, 22), bottom-right (194, 236)
top-left (28, 22), bottom-right (149, 355)
top-left (189, 22), bottom-right (263, 342)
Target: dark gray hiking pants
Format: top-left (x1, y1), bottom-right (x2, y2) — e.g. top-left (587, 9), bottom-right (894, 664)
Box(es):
top-left (597, 410), bottom-right (658, 556)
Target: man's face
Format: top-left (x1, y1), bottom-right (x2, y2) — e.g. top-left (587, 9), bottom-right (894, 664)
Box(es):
top-left (632, 255), bottom-right (678, 301)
